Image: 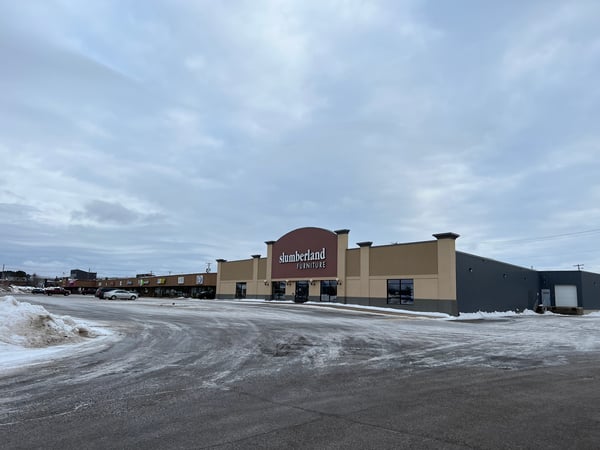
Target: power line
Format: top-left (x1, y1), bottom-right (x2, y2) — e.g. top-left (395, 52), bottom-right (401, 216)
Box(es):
top-left (480, 227), bottom-right (600, 246)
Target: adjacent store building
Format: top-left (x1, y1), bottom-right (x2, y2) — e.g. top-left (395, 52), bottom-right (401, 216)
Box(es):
top-left (216, 226), bottom-right (600, 315)
top-left (95, 272), bottom-right (217, 298)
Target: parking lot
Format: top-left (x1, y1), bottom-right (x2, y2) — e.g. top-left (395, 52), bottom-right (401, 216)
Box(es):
top-left (2, 296), bottom-right (600, 449)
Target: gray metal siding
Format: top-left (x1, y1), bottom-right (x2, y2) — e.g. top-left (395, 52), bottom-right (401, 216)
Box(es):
top-left (538, 271), bottom-right (600, 309)
top-left (581, 272), bottom-right (600, 309)
top-left (456, 252), bottom-right (539, 313)
top-left (538, 271), bottom-right (582, 307)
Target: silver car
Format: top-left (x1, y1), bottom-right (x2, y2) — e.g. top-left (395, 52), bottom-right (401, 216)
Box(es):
top-left (104, 289), bottom-right (138, 300)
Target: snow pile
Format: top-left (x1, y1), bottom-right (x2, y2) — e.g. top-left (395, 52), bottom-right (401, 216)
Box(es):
top-left (0, 287), bottom-right (7, 295)
top-left (8, 285), bottom-right (27, 294)
top-left (0, 285), bottom-right (39, 294)
top-left (0, 296), bottom-right (95, 348)
top-left (235, 298), bottom-right (452, 317)
top-left (305, 301), bottom-right (452, 318)
top-left (449, 310), bottom-right (521, 320)
top-left (446, 309), bottom-right (555, 321)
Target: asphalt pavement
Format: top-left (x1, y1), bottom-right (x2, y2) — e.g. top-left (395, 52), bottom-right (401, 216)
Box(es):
top-left (2, 296), bottom-right (600, 449)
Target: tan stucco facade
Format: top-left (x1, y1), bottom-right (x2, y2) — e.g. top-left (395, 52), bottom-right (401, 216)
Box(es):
top-left (216, 228), bottom-right (459, 315)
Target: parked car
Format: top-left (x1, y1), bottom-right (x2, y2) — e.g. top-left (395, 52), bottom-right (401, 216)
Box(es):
top-left (31, 287), bottom-right (45, 294)
top-left (104, 289), bottom-right (138, 300)
top-left (95, 287), bottom-right (114, 299)
top-left (45, 287), bottom-right (70, 296)
top-left (196, 288), bottom-right (215, 299)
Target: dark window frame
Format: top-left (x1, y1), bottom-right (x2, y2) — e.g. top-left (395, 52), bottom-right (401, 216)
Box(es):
top-left (319, 280), bottom-right (338, 302)
top-left (235, 282), bottom-right (247, 299)
top-left (387, 279), bottom-right (414, 305)
top-left (295, 280), bottom-right (309, 302)
top-left (271, 281), bottom-right (286, 300)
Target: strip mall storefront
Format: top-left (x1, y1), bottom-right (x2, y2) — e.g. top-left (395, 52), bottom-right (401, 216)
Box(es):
top-left (97, 272), bottom-right (217, 298)
top-left (216, 227), bottom-right (459, 315)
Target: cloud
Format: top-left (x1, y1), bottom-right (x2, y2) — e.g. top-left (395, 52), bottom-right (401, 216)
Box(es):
top-left (1, 0), bottom-right (599, 276)
top-left (72, 200), bottom-right (141, 226)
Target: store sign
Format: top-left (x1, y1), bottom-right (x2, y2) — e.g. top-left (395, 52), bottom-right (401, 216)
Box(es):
top-left (279, 248), bottom-right (327, 269)
top-left (271, 227), bottom-right (337, 279)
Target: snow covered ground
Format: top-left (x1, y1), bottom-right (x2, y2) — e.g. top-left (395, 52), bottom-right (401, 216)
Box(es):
top-left (3, 291), bottom-right (600, 376)
top-left (0, 294), bottom-right (113, 370)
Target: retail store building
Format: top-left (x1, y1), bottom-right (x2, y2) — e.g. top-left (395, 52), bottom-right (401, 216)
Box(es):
top-left (216, 227), bottom-right (600, 315)
top-left (95, 272), bottom-right (217, 298)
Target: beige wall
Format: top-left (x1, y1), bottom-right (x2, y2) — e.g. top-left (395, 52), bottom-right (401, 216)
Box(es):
top-left (344, 238), bottom-right (456, 303)
top-left (216, 231), bottom-right (458, 311)
top-left (258, 259), bottom-right (267, 280)
top-left (346, 277), bottom-right (361, 295)
top-left (346, 249), bottom-right (360, 277)
top-left (436, 237), bottom-right (457, 300)
top-left (336, 230), bottom-right (348, 298)
top-left (370, 241), bottom-right (438, 276)
top-left (219, 259), bottom-right (253, 281)
top-left (219, 281), bottom-right (237, 296)
top-left (363, 276), bottom-right (439, 299)
top-left (217, 257), bottom-right (270, 297)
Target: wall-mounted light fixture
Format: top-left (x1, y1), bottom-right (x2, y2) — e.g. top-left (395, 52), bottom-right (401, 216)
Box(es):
top-left (336, 278), bottom-right (342, 286)
top-left (309, 279), bottom-right (316, 286)
top-left (286, 280), bottom-right (291, 286)
top-left (264, 280), bottom-right (269, 286)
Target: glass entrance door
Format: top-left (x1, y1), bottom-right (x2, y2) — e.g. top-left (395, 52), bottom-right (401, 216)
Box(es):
top-left (294, 281), bottom-right (309, 303)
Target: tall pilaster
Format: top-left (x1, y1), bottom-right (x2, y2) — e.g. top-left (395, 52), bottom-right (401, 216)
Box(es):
top-left (335, 229), bottom-right (349, 300)
top-left (357, 241), bottom-right (373, 299)
top-left (251, 254), bottom-right (260, 298)
top-left (265, 241), bottom-right (275, 281)
top-left (433, 232), bottom-right (459, 301)
top-left (216, 259), bottom-right (227, 297)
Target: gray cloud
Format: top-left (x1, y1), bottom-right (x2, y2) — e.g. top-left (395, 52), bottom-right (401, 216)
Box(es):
top-left (1, 0), bottom-right (600, 277)
top-left (72, 200), bottom-right (141, 225)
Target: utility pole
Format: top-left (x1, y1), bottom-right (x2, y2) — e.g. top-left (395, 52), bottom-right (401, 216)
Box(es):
top-left (574, 264), bottom-right (584, 271)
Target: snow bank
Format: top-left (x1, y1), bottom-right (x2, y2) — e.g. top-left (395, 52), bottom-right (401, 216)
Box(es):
top-left (233, 298), bottom-right (451, 317)
top-left (234, 298), bottom-right (564, 320)
top-left (1, 285), bottom-right (39, 294)
top-left (0, 295), bottom-right (96, 348)
top-left (446, 309), bottom-right (556, 321)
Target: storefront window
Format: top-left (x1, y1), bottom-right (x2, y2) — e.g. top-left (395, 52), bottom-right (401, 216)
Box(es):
top-left (192, 286), bottom-right (215, 299)
top-left (235, 282), bottom-right (247, 299)
top-left (320, 280), bottom-right (337, 302)
top-left (387, 279), bottom-right (414, 305)
top-left (271, 281), bottom-right (286, 300)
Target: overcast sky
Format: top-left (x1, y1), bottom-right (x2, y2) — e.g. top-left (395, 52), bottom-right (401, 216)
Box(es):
top-left (1, 0), bottom-right (600, 278)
